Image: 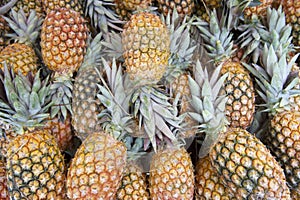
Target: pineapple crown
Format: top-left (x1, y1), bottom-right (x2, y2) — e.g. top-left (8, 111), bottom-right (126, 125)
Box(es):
top-left (97, 58), bottom-right (132, 140)
top-left (79, 32), bottom-right (103, 72)
top-left (193, 8), bottom-right (235, 64)
top-left (237, 6), bottom-right (294, 62)
top-left (84, 0), bottom-right (124, 34)
top-left (0, 0), bottom-right (17, 15)
top-left (161, 8), bottom-right (196, 84)
top-left (3, 9), bottom-right (43, 45)
top-left (243, 44), bottom-right (300, 115)
top-left (130, 82), bottom-right (184, 152)
top-left (188, 60), bottom-right (229, 158)
top-left (0, 62), bottom-right (52, 134)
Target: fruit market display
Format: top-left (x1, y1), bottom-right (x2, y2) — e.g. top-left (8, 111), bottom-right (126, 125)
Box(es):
top-left (0, 0), bottom-right (299, 199)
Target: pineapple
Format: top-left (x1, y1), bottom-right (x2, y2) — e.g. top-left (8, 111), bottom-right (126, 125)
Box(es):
top-left (42, 0), bottom-right (83, 15)
top-left (188, 60), bottom-right (291, 199)
top-left (281, 0), bottom-right (300, 50)
top-left (0, 158), bottom-right (8, 200)
top-left (122, 0), bottom-right (152, 11)
top-left (72, 33), bottom-right (103, 141)
top-left (195, 156), bottom-right (235, 200)
top-left (40, 7), bottom-right (89, 120)
top-left (116, 161), bottom-right (149, 199)
top-left (244, 44), bottom-right (300, 197)
top-left (149, 147), bottom-right (195, 199)
top-left (0, 0), bottom-right (44, 16)
top-left (0, 64), bottom-right (66, 199)
top-left (0, 16), bottom-right (9, 52)
top-left (193, 8), bottom-right (255, 129)
top-left (157, 0), bottom-right (195, 17)
top-left (244, 0), bottom-right (274, 19)
top-left (0, 9), bottom-right (43, 76)
top-left (122, 11), bottom-right (170, 85)
top-left (114, 0), bottom-right (133, 21)
top-left (67, 59), bottom-right (129, 199)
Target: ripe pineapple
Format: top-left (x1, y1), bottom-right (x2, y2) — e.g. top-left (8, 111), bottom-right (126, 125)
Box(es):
top-left (0, 9), bottom-right (43, 76)
top-left (67, 59), bottom-right (129, 199)
top-left (116, 161), bottom-right (149, 199)
top-left (0, 16), bottom-right (9, 52)
top-left (157, 0), bottom-right (195, 17)
top-left (188, 60), bottom-right (291, 199)
top-left (244, 0), bottom-right (274, 19)
top-left (195, 156), bottom-right (235, 200)
top-left (0, 158), bottom-right (8, 200)
top-left (0, 64), bottom-right (66, 199)
top-left (281, 0), bottom-right (300, 50)
top-left (72, 33), bottom-right (103, 141)
top-left (114, 0), bottom-right (133, 21)
top-left (194, 8), bottom-right (255, 129)
top-left (122, 0), bottom-right (152, 11)
top-left (42, 0), bottom-right (83, 15)
top-left (41, 7), bottom-right (89, 120)
top-left (0, 0), bottom-right (44, 16)
top-left (149, 147), bottom-right (195, 199)
top-left (44, 115), bottom-right (73, 152)
top-left (122, 11), bottom-right (170, 85)
top-left (244, 44), bottom-right (300, 197)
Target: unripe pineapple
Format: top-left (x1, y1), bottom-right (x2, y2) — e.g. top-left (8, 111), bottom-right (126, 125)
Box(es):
top-left (122, 12), bottom-right (170, 85)
top-left (157, 0), bottom-right (195, 17)
top-left (6, 130), bottom-right (66, 199)
top-left (72, 33), bottom-right (103, 141)
top-left (149, 147), bottom-right (194, 199)
top-left (116, 161), bottom-right (149, 199)
top-left (0, 43), bottom-right (38, 75)
top-left (0, 158), bottom-right (8, 200)
top-left (67, 132), bottom-right (127, 199)
top-left (41, 7), bottom-right (88, 76)
top-left (188, 61), bottom-right (291, 199)
top-left (195, 156), bottom-right (235, 200)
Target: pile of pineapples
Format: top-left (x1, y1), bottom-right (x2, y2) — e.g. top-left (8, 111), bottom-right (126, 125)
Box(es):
top-left (0, 0), bottom-right (299, 199)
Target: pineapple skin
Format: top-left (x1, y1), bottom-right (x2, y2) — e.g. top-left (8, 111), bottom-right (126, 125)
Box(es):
top-left (72, 67), bottom-right (102, 141)
top-left (0, 43), bottom-right (38, 76)
top-left (244, 0), bottom-right (274, 19)
top-left (149, 147), bottom-right (194, 199)
top-left (281, 0), bottom-right (300, 50)
top-left (116, 162), bottom-right (149, 200)
top-left (220, 61), bottom-right (255, 129)
top-left (42, 0), bottom-right (83, 15)
top-left (122, 12), bottom-right (170, 85)
top-left (0, 16), bottom-right (9, 52)
top-left (44, 115), bottom-right (73, 151)
top-left (41, 7), bottom-right (89, 76)
top-left (66, 132), bottom-right (127, 199)
top-left (157, 0), bottom-right (195, 17)
top-left (210, 128), bottom-right (291, 199)
top-left (0, 158), bottom-right (8, 200)
top-left (265, 110), bottom-right (300, 195)
top-left (195, 156), bottom-right (236, 200)
top-left (122, 0), bottom-right (152, 11)
top-left (6, 130), bottom-right (66, 199)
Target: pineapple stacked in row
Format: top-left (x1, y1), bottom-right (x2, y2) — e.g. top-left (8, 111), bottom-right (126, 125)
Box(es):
top-left (0, 0), bottom-right (299, 199)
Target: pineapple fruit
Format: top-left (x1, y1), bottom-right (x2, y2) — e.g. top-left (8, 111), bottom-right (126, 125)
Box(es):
top-left (0, 16), bottom-right (9, 52)
top-left (72, 33), bottom-right (103, 141)
top-left (244, 0), bottom-right (274, 19)
top-left (0, 158), bottom-right (8, 200)
top-left (157, 0), bottom-right (195, 17)
top-left (116, 161), bottom-right (149, 199)
top-left (42, 0), bottom-right (83, 15)
top-left (188, 61), bottom-right (291, 199)
top-left (0, 0), bottom-right (44, 16)
top-left (149, 147), bottom-right (194, 199)
top-left (244, 43), bottom-right (300, 197)
top-left (194, 8), bottom-right (255, 129)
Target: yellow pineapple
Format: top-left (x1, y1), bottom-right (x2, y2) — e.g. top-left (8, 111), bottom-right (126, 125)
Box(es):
top-left (244, 43), bottom-right (300, 197)
top-left (0, 16), bottom-right (9, 52)
top-left (41, 7), bottom-right (89, 120)
top-left (194, 8), bottom-right (255, 129)
top-left (244, 0), bottom-right (274, 19)
top-left (122, 11), bottom-right (170, 85)
top-left (0, 158), bottom-right (8, 200)
top-left (188, 60), bottom-right (291, 199)
top-left (157, 0), bottom-right (195, 17)
top-left (149, 147), bottom-right (194, 199)
top-left (42, 0), bottom-right (83, 15)
top-left (195, 156), bottom-right (235, 200)
top-left (0, 63), bottom-right (66, 199)
top-left (116, 161), bottom-right (149, 199)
